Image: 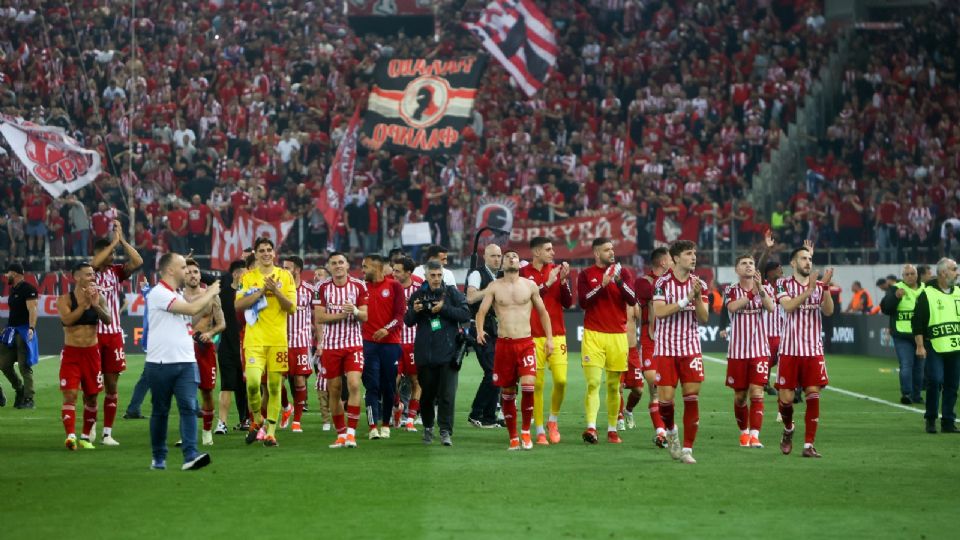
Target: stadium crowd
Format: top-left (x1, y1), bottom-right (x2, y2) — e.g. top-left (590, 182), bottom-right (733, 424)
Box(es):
top-left (0, 0), bottom-right (836, 271)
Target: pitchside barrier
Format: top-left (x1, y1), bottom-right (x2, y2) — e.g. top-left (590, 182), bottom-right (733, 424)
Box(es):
top-left (23, 312), bottom-right (896, 359)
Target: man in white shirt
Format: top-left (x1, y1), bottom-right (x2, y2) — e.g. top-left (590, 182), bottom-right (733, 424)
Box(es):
top-left (413, 245), bottom-right (457, 287)
top-left (144, 252), bottom-right (220, 471)
top-left (276, 131), bottom-right (301, 164)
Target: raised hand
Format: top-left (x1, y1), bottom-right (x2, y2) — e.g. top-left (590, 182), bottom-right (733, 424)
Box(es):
top-left (689, 278), bottom-right (703, 301)
top-left (764, 229), bottom-right (775, 249)
top-left (559, 262), bottom-right (571, 280)
top-left (803, 239), bottom-right (814, 256)
top-left (208, 280), bottom-right (221, 296)
top-left (821, 267), bottom-right (834, 286)
top-left (753, 271), bottom-right (763, 292)
top-left (112, 220), bottom-right (124, 243)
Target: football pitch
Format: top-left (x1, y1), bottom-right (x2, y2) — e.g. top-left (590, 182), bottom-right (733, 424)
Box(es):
top-left (1, 352), bottom-right (956, 540)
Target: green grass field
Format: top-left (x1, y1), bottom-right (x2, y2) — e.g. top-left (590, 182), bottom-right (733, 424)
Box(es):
top-left (1, 352), bottom-right (956, 539)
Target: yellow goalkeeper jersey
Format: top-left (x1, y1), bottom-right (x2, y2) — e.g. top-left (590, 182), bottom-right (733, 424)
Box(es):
top-left (238, 265), bottom-right (296, 348)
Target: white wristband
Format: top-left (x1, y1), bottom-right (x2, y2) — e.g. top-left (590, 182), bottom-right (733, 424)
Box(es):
top-left (677, 297), bottom-right (690, 309)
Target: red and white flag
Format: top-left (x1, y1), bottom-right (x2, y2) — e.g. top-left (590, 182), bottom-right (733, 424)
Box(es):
top-left (317, 104), bottom-right (362, 231)
top-left (209, 211), bottom-right (295, 271)
top-left (463, 0), bottom-right (558, 97)
top-left (0, 115), bottom-right (102, 197)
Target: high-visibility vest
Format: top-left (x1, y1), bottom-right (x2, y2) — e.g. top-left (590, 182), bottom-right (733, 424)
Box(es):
top-left (894, 282), bottom-right (924, 334)
top-left (923, 285), bottom-right (960, 353)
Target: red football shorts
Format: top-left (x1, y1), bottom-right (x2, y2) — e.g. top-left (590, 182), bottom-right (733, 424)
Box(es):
top-left (321, 347), bottom-right (364, 379)
top-left (60, 345), bottom-right (103, 394)
top-left (98, 332), bottom-right (126, 374)
top-left (288, 346), bottom-right (312, 377)
top-left (776, 354), bottom-right (829, 390)
top-left (655, 355), bottom-right (705, 387)
top-left (725, 357), bottom-right (770, 390)
top-left (621, 347), bottom-right (644, 388)
top-left (640, 331), bottom-right (657, 372)
top-left (767, 336), bottom-right (781, 365)
top-left (398, 344), bottom-right (416, 376)
top-left (194, 342), bottom-right (218, 391)
top-left (493, 336), bottom-right (536, 388)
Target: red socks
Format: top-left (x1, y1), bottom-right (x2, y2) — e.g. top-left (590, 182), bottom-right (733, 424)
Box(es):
top-left (805, 393), bottom-right (820, 444)
top-left (62, 404), bottom-right (76, 436)
top-left (346, 404), bottom-right (361, 430)
top-left (281, 384), bottom-right (289, 409)
top-left (682, 394), bottom-right (699, 448)
top-left (333, 413), bottom-right (346, 435)
top-left (293, 385), bottom-right (307, 423)
top-left (103, 393), bottom-right (118, 429)
top-left (659, 400), bottom-right (675, 430)
top-left (649, 402), bottom-right (665, 430)
top-left (734, 400), bottom-right (749, 431)
top-left (750, 396), bottom-right (765, 431)
top-left (82, 404), bottom-right (97, 438)
top-left (501, 392), bottom-right (518, 439)
top-left (407, 399), bottom-right (420, 420)
top-left (520, 385), bottom-right (534, 432)
top-left (202, 409), bottom-right (214, 431)
top-left (779, 400), bottom-right (795, 431)
top-left (626, 392), bottom-right (641, 413)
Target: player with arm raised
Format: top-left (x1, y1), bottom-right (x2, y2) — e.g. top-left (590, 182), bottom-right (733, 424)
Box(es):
top-left (519, 237), bottom-right (573, 445)
top-left (576, 237), bottom-right (637, 444)
top-left (775, 245), bottom-right (834, 458)
top-left (476, 250), bottom-right (553, 450)
top-left (314, 252), bottom-right (369, 449)
top-left (724, 254), bottom-right (775, 448)
top-left (652, 240), bottom-right (709, 464)
top-left (91, 220), bottom-right (143, 446)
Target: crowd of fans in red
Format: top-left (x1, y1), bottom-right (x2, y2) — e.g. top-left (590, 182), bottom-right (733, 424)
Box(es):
top-left (0, 0), bottom-right (870, 272)
top-left (783, 5), bottom-right (960, 264)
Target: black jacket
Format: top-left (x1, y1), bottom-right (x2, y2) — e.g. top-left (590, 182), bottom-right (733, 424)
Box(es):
top-left (404, 284), bottom-right (471, 367)
top-left (879, 283), bottom-right (912, 339)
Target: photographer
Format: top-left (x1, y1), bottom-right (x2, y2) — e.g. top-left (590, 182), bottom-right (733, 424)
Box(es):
top-left (466, 244), bottom-right (503, 428)
top-left (404, 261), bottom-right (471, 446)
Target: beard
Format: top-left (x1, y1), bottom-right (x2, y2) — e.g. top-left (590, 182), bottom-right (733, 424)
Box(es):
top-left (796, 267), bottom-right (811, 278)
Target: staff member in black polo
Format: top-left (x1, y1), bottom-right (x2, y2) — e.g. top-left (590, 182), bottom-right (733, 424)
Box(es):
top-left (466, 243), bottom-right (503, 428)
top-left (404, 261), bottom-right (471, 446)
top-left (1, 263), bottom-right (38, 409)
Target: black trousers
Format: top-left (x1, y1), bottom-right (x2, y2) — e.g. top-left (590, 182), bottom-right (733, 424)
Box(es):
top-left (470, 340), bottom-right (499, 423)
top-left (419, 362), bottom-right (459, 435)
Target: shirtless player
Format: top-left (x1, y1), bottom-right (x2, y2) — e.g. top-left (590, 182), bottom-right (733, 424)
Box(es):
top-left (476, 250), bottom-right (554, 450)
top-left (184, 259), bottom-right (226, 446)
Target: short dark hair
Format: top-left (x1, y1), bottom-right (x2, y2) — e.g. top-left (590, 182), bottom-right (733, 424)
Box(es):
top-left (185, 258), bottom-right (199, 268)
top-left (388, 248), bottom-right (406, 263)
top-left (790, 246), bottom-right (810, 261)
top-left (650, 247), bottom-right (669, 265)
top-left (918, 264), bottom-right (931, 278)
top-left (424, 245), bottom-right (448, 261)
top-left (363, 254), bottom-right (386, 265)
top-left (283, 255), bottom-right (304, 271)
top-left (876, 278), bottom-right (887, 287)
top-left (72, 261), bottom-right (93, 275)
top-left (669, 240), bottom-right (697, 260)
top-left (254, 237), bottom-right (274, 251)
top-left (530, 236), bottom-right (552, 250)
top-left (93, 238), bottom-right (113, 253)
top-left (244, 254), bottom-right (257, 269)
top-left (735, 253), bottom-right (754, 265)
top-left (228, 260), bottom-right (246, 273)
top-left (425, 260), bottom-right (443, 272)
top-left (328, 251), bottom-right (347, 263)
top-left (158, 253), bottom-right (177, 273)
top-left (592, 237), bottom-right (612, 249)
top-left (394, 256), bottom-right (416, 273)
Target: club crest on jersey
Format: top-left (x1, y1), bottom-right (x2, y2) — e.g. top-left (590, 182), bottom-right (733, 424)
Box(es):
top-left (381, 289), bottom-right (391, 298)
top-left (727, 376), bottom-right (735, 385)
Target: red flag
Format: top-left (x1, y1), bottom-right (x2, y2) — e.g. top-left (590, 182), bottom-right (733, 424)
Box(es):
top-left (317, 105), bottom-right (362, 231)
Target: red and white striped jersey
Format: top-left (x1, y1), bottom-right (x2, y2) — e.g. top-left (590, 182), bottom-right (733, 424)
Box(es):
top-left (288, 282), bottom-right (316, 349)
top-left (652, 273), bottom-right (708, 357)
top-left (96, 264), bottom-right (130, 335)
top-left (724, 284), bottom-right (771, 359)
top-left (763, 282), bottom-right (785, 338)
top-left (776, 277), bottom-right (826, 356)
top-left (400, 276), bottom-right (423, 345)
top-left (313, 277), bottom-right (368, 350)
